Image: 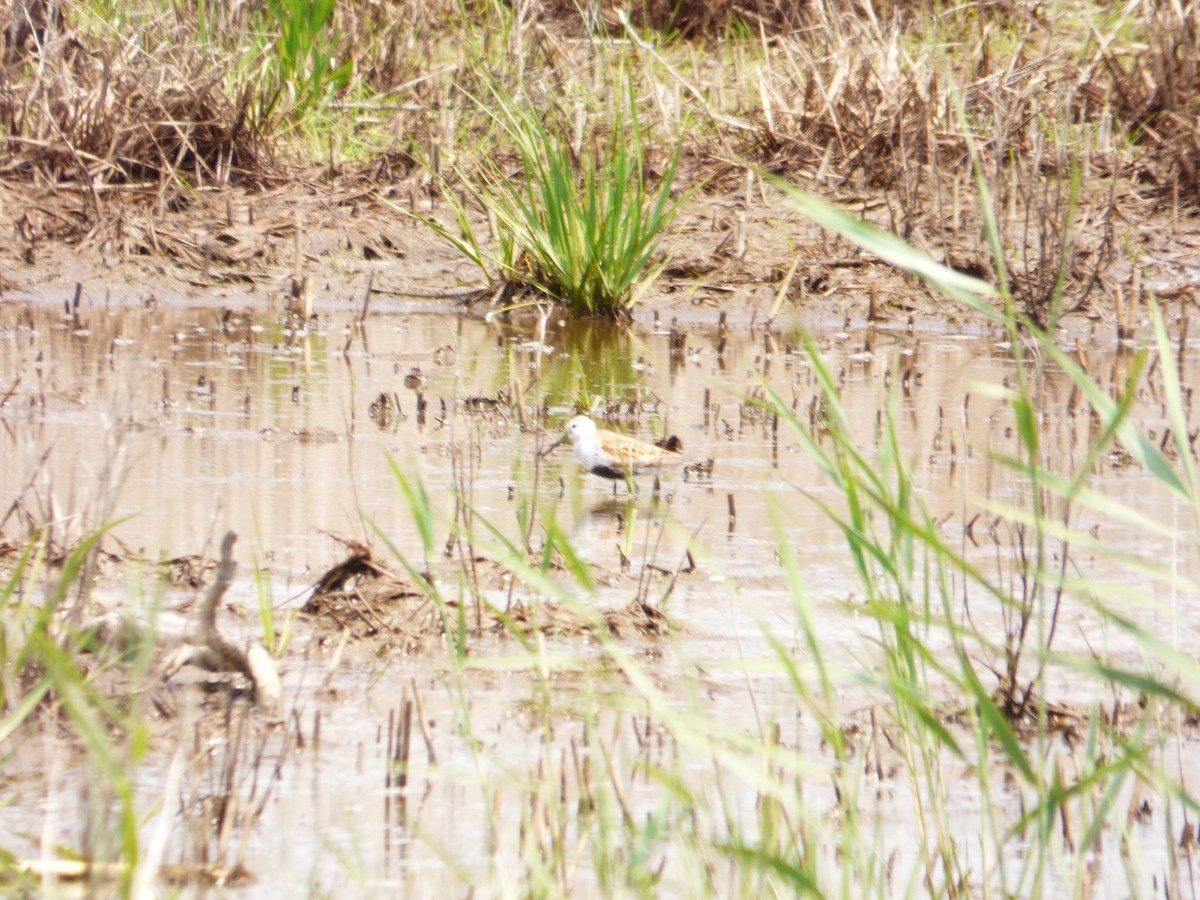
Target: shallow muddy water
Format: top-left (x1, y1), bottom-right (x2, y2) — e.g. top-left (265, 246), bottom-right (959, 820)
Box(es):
top-left (2, 294), bottom-right (1197, 895)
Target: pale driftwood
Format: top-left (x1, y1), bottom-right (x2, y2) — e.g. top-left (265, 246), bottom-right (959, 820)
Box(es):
top-left (162, 531), bottom-right (281, 709)
top-left (244, 644), bottom-right (281, 708)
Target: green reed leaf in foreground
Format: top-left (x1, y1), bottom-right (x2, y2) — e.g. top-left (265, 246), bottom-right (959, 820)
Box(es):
top-left (714, 842), bottom-right (821, 895)
top-left (769, 148), bottom-right (1200, 893)
top-left (386, 453), bottom-right (435, 562)
top-left (1150, 300), bottom-right (1199, 501)
top-left (0, 531), bottom-right (144, 893)
top-left (766, 175), bottom-right (997, 314)
top-left (1032, 334), bottom-right (1187, 498)
top-left (543, 516), bottom-right (597, 592)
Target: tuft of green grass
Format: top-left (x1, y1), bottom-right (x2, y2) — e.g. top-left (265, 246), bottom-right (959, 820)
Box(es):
top-left (427, 79), bottom-right (686, 318)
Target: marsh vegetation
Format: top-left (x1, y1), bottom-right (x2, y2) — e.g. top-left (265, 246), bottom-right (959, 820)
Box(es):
top-left (3, 0), bottom-right (1200, 896)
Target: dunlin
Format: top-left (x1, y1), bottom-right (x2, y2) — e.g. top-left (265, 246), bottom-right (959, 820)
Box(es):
top-left (542, 415), bottom-right (681, 481)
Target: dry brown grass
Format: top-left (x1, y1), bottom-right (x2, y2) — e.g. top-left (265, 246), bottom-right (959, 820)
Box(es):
top-left (0, 14), bottom-right (271, 194)
top-left (717, 2), bottom-right (1200, 323)
top-left (1095, 4), bottom-right (1200, 198)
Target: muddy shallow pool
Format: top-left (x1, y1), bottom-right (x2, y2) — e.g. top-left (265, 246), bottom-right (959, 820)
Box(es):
top-left (1, 295), bottom-right (1197, 896)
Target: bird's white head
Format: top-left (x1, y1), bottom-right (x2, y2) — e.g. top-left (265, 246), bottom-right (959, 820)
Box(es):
top-left (564, 415), bottom-right (598, 444)
top-left (539, 415), bottom-right (598, 460)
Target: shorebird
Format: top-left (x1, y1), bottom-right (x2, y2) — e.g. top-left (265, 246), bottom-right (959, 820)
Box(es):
top-left (542, 415), bottom-right (681, 482)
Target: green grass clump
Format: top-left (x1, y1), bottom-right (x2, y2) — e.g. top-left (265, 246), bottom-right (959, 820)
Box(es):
top-left (430, 80), bottom-right (685, 318)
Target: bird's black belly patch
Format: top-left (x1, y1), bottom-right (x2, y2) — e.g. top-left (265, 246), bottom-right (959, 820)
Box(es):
top-left (591, 463), bottom-right (626, 479)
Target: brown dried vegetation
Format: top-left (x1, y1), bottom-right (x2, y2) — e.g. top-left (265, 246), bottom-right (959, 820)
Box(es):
top-left (0, 5), bottom-right (270, 191)
top-left (302, 539), bottom-right (673, 655)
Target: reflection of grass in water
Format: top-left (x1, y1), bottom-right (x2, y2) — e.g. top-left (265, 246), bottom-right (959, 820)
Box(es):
top-left (482, 316), bottom-right (642, 416)
top-left (543, 319), bottom-right (643, 412)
